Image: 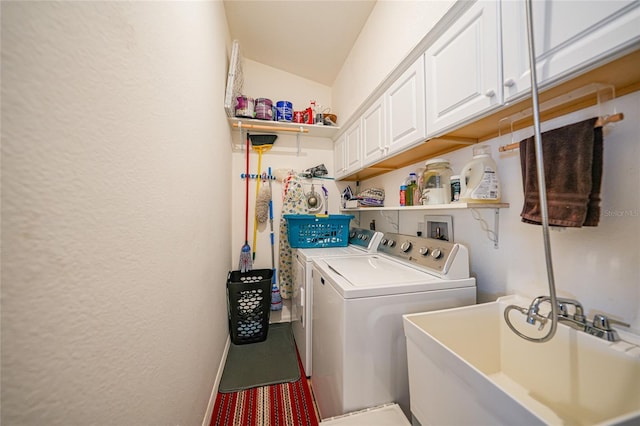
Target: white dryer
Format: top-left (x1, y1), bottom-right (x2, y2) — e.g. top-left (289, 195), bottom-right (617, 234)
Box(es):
top-left (292, 228), bottom-right (382, 377)
top-left (311, 232), bottom-right (476, 420)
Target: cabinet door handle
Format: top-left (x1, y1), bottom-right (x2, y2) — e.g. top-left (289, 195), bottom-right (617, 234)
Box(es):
top-left (504, 78), bottom-right (516, 87)
top-left (321, 277), bottom-right (325, 285)
top-left (485, 89), bottom-right (496, 98)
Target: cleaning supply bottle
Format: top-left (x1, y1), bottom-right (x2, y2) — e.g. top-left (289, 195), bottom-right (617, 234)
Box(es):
top-left (459, 145), bottom-right (501, 203)
top-left (406, 173), bottom-right (418, 206)
top-left (400, 185), bottom-right (407, 206)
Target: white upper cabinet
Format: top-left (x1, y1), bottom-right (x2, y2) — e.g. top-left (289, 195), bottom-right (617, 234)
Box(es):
top-left (344, 120), bottom-right (362, 175)
top-left (425, 0), bottom-right (501, 136)
top-left (361, 95), bottom-right (386, 167)
top-left (386, 55), bottom-right (427, 154)
top-left (333, 134), bottom-right (346, 179)
top-left (334, 119), bottom-right (362, 179)
top-left (502, 0), bottom-right (640, 103)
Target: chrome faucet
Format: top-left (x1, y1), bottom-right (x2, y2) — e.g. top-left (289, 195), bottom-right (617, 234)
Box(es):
top-left (525, 296), bottom-right (585, 330)
top-left (523, 296), bottom-right (628, 341)
top-left (585, 314), bottom-right (627, 342)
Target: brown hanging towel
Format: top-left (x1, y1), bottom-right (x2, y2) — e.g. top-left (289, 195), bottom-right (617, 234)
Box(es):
top-left (519, 117), bottom-right (603, 227)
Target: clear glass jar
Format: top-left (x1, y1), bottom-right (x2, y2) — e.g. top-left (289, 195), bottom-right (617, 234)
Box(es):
top-left (421, 159), bottom-right (453, 205)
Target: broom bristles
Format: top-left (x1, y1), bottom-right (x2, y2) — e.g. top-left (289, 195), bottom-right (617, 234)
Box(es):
top-left (239, 243), bottom-right (252, 272)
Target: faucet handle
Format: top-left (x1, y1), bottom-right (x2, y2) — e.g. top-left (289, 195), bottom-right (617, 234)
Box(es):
top-left (592, 314), bottom-right (611, 331)
top-left (558, 299), bottom-right (586, 323)
top-left (592, 314), bottom-right (630, 330)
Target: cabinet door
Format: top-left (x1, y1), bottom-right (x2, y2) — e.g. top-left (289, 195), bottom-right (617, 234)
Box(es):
top-left (333, 134), bottom-right (346, 179)
top-left (386, 55), bottom-right (426, 154)
top-left (502, 0), bottom-right (640, 102)
top-left (344, 120), bottom-right (362, 175)
top-left (425, 0), bottom-right (501, 136)
top-left (361, 96), bottom-right (386, 167)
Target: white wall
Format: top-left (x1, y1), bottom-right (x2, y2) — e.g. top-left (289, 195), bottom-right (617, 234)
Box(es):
top-left (242, 59), bottom-right (333, 117)
top-left (230, 135), bottom-right (340, 273)
top-left (352, 92), bottom-right (640, 331)
top-left (1, 2), bottom-right (232, 425)
top-left (332, 0), bottom-right (455, 123)
top-left (229, 0), bottom-right (458, 293)
top-left (230, 61), bottom-right (340, 278)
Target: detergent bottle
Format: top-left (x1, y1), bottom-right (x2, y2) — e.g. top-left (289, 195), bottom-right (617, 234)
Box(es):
top-left (459, 145), bottom-right (501, 203)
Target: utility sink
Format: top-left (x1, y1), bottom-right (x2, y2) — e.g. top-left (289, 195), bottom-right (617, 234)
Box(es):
top-left (403, 296), bottom-right (640, 426)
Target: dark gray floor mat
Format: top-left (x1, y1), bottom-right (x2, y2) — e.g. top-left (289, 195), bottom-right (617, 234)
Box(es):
top-left (218, 322), bottom-right (300, 393)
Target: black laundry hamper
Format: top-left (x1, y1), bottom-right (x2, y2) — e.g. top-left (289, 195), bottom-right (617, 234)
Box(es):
top-left (226, 269), bottom-right (273, 345)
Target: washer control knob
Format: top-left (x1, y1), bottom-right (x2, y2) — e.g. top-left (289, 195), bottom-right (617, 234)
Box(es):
top-left (431, 249), bottom-right (443, 259)
top-left (362, 235), bottom-right (369, 241)
top-left (387, 239), bottom-right (396, 247)
top-left (419, 247), bottom-right (430, 256)
top-left (350, 231), bottom-right (356, 238)
top-left (381, 238), bottom-right (388, 246)
top-left (400, 241), bottom-right (412, 252)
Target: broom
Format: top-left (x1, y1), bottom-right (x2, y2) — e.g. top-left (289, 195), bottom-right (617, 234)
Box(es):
top-left (249, 134), bottom-right (277, 262)
top-left (239, 131), bottom-right (252, 272)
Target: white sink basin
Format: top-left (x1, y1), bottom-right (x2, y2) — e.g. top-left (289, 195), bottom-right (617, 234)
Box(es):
top-left (403, 296), bottom-right (640, 426)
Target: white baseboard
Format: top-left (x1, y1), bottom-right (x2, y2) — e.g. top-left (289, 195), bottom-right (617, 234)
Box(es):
top-left (202, 335), bottom-right (231, 426)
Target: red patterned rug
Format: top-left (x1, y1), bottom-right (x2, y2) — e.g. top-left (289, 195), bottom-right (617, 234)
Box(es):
top-left (210, 353), bottom-right (319, 426)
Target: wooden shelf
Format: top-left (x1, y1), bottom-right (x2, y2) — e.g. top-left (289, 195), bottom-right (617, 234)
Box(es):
top-left (228, 117), bottom-right (340, 139)
top-left (340, 202), bottom-right (509, 212)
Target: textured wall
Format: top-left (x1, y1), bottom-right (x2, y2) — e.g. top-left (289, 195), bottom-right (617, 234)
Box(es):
top-left (332, 0), bottom-right (455, 122)
top-left (1, 2), bottom-right (231, 425)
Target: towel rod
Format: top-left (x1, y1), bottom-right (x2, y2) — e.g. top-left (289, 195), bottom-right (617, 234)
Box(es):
top-left (233, 121), bottom-right (309, 134)
top-left (498, 113), bottom-right (624, 152)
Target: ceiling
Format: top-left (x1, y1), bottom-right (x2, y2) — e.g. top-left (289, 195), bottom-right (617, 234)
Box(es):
top-left (223, 0), bottom-right (377, 86)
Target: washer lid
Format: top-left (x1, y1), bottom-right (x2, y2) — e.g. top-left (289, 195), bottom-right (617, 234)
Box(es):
top-left (319, 255), bottom-right (475, 298)
top-left (324, 256), bottom-right (438, 287)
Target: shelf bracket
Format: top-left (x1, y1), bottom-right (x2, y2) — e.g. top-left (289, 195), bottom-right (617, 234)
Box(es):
top-left (469, 207), bottom-right (500, 249)
top-left (494, 208), bottom-right (500, 249)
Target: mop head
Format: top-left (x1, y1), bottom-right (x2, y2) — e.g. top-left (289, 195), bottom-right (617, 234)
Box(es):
top-left (256, 184), bottom-right (271, 224)
top-left (239, 243), bottom-right (252, 272)
top-left (270, 275), bottom-right (282, 311)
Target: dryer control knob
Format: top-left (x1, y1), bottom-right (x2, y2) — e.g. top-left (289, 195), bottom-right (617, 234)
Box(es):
top-left (350, 231), bottom-right (356, 238)
top-left (419, 247), bottom-right (429, 256)
top-left (387, 240), bottom-right (396, 247)
top-left (431, 249), bottom-right (442, 259)
top-left (400, 241), bottom-right (412, 252)
top-left (381, 238), bottom-right (388, 245)
top-left (362, 235), bottom-right (369, 241)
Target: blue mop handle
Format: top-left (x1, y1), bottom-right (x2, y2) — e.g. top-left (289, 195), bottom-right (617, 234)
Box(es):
top-left (268, 167), bottom-right (276, 284)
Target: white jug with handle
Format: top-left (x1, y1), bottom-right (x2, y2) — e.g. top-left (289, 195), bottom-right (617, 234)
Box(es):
top-left (459, 145), bottom-right (501, 203)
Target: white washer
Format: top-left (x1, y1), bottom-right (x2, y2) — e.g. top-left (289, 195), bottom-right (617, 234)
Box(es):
top-left (292, 228), bottom-right (382, 377)
top-left (311, 232), bottom-right (476, 420)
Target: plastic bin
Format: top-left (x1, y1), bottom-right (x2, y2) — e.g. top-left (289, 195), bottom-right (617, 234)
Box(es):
top-left (227, 269), bottom-right (273, 345)
top-left (283, 214), bottom-right (354, 248)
